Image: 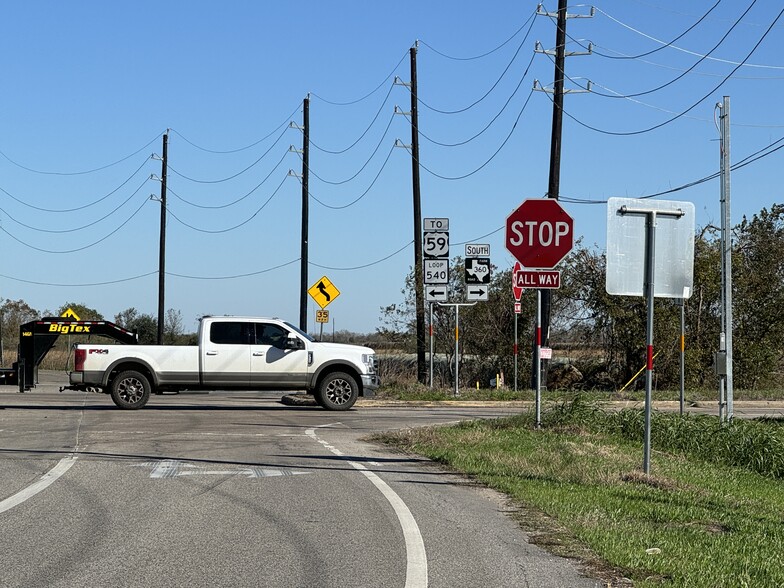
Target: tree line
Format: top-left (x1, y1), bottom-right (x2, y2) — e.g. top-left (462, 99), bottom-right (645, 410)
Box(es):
top-left (0, 302), bottom-right (190, 366)
top-left (379, 204), bottom-right (784, 391)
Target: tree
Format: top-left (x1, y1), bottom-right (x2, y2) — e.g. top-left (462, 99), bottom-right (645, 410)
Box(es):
top-left (56, 302), bottom-right (104, 321)
top-left (114, 308), bottom-right (157, 344)
top-left (164, 308), bottom-right (185, 344)
top-left (0, 299), bottom-right (39, 366)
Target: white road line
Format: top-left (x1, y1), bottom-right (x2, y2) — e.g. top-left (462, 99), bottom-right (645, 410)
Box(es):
top-left (0, 455), bottom-right (78, 514)
top-left (306, 425), bottom-right (428, 588)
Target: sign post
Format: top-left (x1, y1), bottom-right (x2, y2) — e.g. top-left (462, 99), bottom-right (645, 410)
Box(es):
top-left (424, 218), bottom-right (449, 387)
top-left (506, 199), bottom-right (574, 423)
top-left (606, 198), bottom-right (694, 474)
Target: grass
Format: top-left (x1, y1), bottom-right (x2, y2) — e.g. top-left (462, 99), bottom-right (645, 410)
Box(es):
top-left (373, 399), bottom-right (784, 587)
top-left (377, 382), bottom-right (784, 402)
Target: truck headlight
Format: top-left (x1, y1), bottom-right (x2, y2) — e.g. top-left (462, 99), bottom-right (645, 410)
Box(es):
top-left (362, 353), bottom-right (377, 374)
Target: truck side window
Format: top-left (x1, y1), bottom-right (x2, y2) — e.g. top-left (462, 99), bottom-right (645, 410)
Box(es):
top-left (210, 322), bottom-right (247, 345)
top-left (255, 324), bottom-right (288, 347)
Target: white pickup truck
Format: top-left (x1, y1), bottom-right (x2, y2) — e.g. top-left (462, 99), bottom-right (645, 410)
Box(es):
top-left (68, 316), bottom-right (380, 411)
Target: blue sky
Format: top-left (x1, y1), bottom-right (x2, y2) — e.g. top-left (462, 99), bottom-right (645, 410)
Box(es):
top-left (0, 1), bottom-right (782, 334)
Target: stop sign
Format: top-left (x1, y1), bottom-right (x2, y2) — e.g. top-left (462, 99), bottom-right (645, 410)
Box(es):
top-left (506, 199), bottom-right (574, 268)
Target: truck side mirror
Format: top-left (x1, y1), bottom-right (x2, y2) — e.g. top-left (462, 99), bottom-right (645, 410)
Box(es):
top-left (285, 335), bottom-right (305, 350)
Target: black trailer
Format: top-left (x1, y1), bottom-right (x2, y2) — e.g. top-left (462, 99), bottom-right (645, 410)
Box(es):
top-left (0, 317), bottom-right (138, 391)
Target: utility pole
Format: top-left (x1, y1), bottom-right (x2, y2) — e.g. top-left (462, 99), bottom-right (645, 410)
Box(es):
top-left (719, 96), bottom-right (733, 422)
top-left (299, 96), bottom-right (310, 332)
top-left (157, 131), bottom-right (168, 345)
top-left (534, 1), bottom-right (591, 389)
top-left (410, 45), bottom-right (426, 385)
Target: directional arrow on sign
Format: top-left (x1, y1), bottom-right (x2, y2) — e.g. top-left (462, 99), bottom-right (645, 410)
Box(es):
top-left (426, 287), bottom-right (448, 302)
top-left (467, 287), bottom-right (488, 301)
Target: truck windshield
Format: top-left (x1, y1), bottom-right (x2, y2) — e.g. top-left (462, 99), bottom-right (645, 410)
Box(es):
top-left (284, 322), bottom-right (315, 342)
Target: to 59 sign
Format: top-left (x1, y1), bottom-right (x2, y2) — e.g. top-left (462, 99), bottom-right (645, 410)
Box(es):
top-left (424, 232), bottom-right (449, 258)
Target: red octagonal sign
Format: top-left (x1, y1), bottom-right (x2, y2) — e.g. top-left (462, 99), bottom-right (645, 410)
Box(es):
top-left (506, 198), bottom-right (574, 269)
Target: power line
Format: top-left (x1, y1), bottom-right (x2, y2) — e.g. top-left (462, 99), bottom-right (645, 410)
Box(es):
top-left (0, 196), bottom-right (152, 254)
top-left (296, 144), bottom-right (396, 210)
top-left (587, 0), bottom-right (723, 60)
top-left (549, 0), bottom-right (759, 99)
top-left (413, 54), bottom-right (536, 148)
top-left (0, 155), bottom-right (153, 213)
top-left (403, 88), bottom-right (535, 180)
top-left (167, 125), bottom-right (290, 184)
top-left (297, 115), bottom-right (396, 186)
top-left (310, 50), bottom-right (409, 106)
top-left (167, 150), bottom-right (289, 210)
top-left (166, 174), bottom-right (290, 233)
top-left (169, 103), bottom-right (300, 154)
top-left (0, 177), bottom-right (150, 233)
top-left (418, 9), bottom-right (537, 61)
top-left (546, 7), bottom-right (783, 136)
top-left (0, 132), bottom-right (162, 176)
top-left (594, 4), bottom-right (784, 70)
top-left (416, 13), bottom-right (537, 115)
top-left (0, 270), bottom-right (158, 288)
top-left (309, 84), bottom-right (396, 155)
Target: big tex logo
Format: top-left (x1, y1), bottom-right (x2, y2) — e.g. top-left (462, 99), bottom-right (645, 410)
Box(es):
top-left (49, 324), bottom-right (91, 334)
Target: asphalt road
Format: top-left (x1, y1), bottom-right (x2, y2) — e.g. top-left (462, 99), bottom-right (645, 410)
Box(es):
top-left (0, 376), bottom-right (603, 588)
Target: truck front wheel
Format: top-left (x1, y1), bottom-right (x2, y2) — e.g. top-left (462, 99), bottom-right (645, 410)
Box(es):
top-left (316, 372), bottom-right (358, 411)
top-left (110, 370), bottom-right (151, 409)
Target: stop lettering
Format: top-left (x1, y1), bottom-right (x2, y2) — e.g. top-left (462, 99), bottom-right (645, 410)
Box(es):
top-left (505, 199), bottom-right (574, 269)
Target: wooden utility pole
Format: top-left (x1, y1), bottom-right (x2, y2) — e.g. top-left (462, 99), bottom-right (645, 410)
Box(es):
top-left (157, 131), bottom-right (168, 345)
top-left (299, 97), bottom-right (310, 332)
top-left (410, 45), bottom-right (426, 384)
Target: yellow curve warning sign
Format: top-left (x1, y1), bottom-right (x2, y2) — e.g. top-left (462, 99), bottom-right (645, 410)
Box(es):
top-left (308, 276), bottom-right (340, 309)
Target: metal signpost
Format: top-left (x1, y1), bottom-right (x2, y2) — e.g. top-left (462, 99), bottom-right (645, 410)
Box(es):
top-left (512, 261), bottom-right (524, 392)
top-left (506, 199), bottom-right (574, 426)
top-left (424, 218), bottom-right (449, 387)
top-left (606, 198), bottom-right (695, 475)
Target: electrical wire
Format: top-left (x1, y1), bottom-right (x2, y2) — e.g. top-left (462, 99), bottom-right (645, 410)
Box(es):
top-left (167, 125), bottom-right (290, 184)
top-left (586, 0), bottom-right (723, 60)
top-left (0, 270), bottom-right (158, 287)
top-left (0, 132), bottom-right (162, 176)
top-left (169, 103), bottom-right (301, 154)
top-left (545, 7), bottom-right (783, 136)
top-left (0, 196), bottom-right (152, 254)
top-left (418, 9), bottom-right (536, 61)
top-left (0, 177), bottom-right (150, 233)
top-left (167, 258), bottom-right (299, 280)
top-left (414, 55), bottom-right (535, 148)
top-left (405, 88), bottom-right (535, 181)
top-left (546, 0), bottom-right (758, 99)
top-left (310, 49), bottom-right (409, 106)
top-left (302, 143), bottom-right (396, 210)
top-left (297, 115), bottom-right (395, 186)
top-left (559, 133), bottom-right (784, 205)
top-left (0, 155), bottom-right (153, 213)
top-left (416, 13), bottom-right (536, 115)
top-left (167, 150), bottom-right (289, 210)
top-left (166, 174), bottom-right (289, 233)
top-left (594, 5), bottom-right (784, 70)
top-left (310, 240), bottom-right (412, 271)
top-left (310, 84), bottom-right (396, 155)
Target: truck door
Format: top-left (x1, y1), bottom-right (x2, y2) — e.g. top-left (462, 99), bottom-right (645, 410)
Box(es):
top-left (202, 321), bottom-right (251, 387)
top-left (250, 322), bottom-right (309, 387)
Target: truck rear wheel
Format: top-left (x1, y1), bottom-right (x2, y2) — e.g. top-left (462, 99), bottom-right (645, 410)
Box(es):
top-left (316, 372), bottom-right (358, 411)
top-left (110, 370), bottom-right (151, 409)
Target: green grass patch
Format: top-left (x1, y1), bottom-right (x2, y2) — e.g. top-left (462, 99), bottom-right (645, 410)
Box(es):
top-left (378, 383), bottom-right (784, 403)
top-left (373, 400), bottom-right (784, 587)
